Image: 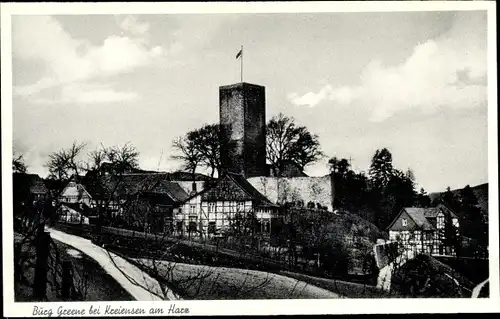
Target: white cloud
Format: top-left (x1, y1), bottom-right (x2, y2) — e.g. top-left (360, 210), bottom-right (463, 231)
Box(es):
top-left (289, 13), bottom-right (487, 121)
top-left (117, 15), bottom-right (150, 35)
top-left (35, 82), bottom-right (139, 104)
top-left (12, 15), bottom-right (166, 99)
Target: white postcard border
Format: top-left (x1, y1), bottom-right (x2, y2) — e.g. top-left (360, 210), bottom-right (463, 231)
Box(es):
top-left (2, 1), bottom-right (498, 316)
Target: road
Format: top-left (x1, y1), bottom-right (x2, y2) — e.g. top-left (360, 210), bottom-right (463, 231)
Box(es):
top-left (47, 228), bottom-right (173, 301)
top-left (471, 278), bottom-right (489, 298)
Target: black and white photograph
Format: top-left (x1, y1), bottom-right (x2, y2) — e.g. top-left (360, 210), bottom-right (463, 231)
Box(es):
top-left (2, 1), bottom-right (498, 316)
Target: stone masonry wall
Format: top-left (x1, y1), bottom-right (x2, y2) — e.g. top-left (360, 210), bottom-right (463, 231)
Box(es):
top-left (247, 175), bottom-right (334, 211)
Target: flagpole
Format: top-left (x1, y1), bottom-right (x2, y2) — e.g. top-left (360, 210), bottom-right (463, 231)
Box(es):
top-left (240, 45), bottom-right (243, 83)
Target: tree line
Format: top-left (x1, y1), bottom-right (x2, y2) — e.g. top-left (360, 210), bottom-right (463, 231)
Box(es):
top-left (14, 111), bottom-right (487, 243)
top-left (171, 113), bottom-right (323, 179)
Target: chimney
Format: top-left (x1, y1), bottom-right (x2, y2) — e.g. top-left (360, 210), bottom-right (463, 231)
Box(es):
top-left (192, 182), bottom-right (197, 193)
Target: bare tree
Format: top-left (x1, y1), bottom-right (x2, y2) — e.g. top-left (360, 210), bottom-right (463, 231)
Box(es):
top-left (266, 113), bottom-right (323, 176)
top-left (172, 136), bottom-right (203, 180)
top-left (81, 143), bottom-right (141, 233)
top-left (45, 141), bottom-right (87, 181)
top-left (190, 124), bottom-right (223, 178)
top-left (172, 124), bottom-right (228, 178)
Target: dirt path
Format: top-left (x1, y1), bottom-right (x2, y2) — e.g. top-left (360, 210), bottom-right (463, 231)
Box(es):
top-left (47, 228), bottom-right (169, 301)
top-left (471, 278), bottom-right (489, 298)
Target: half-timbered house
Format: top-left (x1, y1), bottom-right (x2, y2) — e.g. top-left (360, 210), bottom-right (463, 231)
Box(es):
top-left (387, 204), bottom-right (460, 256)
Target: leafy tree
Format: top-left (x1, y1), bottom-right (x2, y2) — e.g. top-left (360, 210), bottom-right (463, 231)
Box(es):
top-left (266, 113), bottom-right (323, 176)
top-left (459, 185), bottom-right (487, 246)
top-left (441, 207), bottom-right (461, 256)
top-left (369, 148), bottom-right (394, 190)
top-left (442, 186), bottom-right (460, 212)
top-left (382, 169), bottom-right (416, 226)
top-left (328, 157), bottom-right (371, 215)
top-left (415, 187), bottom-right (431, 207)
top-left (328, 157), bottom-right (351, 178)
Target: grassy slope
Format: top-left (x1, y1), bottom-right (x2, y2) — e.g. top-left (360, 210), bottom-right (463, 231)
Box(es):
top-left (278, 271), bottom-right (404, 298)
top-left (133, 258), bottom-right (339, 300)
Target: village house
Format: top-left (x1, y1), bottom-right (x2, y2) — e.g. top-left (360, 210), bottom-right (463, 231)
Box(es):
top-left (56, 171), bottom-right (211, 233)
top-left (386, 204), bottom-right (460, 256)
top-left (13, 173), bottom-right (49, 205)
top-left (57, 202), bottom-right (92, 225)
top-left (174, 172), bottom-right (279, 238)
top-left (121, 176), bottom-right (193, 233)
top-left (58, 179), bottom-right (93, 206)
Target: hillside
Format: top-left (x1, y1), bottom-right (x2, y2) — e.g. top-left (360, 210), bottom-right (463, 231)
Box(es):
top-left (429, 183), bottom-right (488, 216)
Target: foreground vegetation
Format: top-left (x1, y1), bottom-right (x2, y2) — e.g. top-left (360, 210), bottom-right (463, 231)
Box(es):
top-left (133, 259), bottom-right (339, 300)
top-left (391, 254), bottom-right (475, 298)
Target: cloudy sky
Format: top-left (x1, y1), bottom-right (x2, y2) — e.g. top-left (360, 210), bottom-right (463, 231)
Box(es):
top-left (11, 10), bottom-right (488, 192)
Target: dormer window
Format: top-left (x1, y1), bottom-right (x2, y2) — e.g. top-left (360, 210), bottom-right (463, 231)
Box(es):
top-left (402, 218), bottom-right (408, 227)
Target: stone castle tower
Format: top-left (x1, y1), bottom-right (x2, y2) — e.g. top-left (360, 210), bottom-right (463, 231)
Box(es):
top-left (219, 82), bottom-right (267, 178)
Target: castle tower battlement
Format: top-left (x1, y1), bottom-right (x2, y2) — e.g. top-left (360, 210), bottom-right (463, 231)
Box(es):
top-left (219, 82), bottom-right (267, 178)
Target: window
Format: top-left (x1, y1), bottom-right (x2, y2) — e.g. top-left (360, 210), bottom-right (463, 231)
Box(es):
top-left (402, 218), bottom-right (408, 227)
top-left (414, 231), bottom-right (421, 242)
top-left (190, 204), bottom-right (196, 215)
top-left (208, 202), bottom-right (216, 213)
top-left (237, 201), bottom-right (245, 212)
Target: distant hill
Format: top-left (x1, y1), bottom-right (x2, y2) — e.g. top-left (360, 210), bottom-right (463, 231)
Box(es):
top-left (429, 183), bottom-right (488, 216)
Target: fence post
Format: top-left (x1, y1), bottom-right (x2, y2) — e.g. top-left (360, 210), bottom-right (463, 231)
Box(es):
top-left (61, 260), bottom-right (73, 300)
top-left (33, 228), bottom-right (50, 300)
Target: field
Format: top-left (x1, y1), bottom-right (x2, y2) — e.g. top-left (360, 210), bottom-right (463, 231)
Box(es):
top-left (278, 271), bottom-right (403, 298)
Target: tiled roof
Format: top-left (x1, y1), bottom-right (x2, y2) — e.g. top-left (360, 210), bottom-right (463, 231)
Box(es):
top-left (400, 204), bottom-right (460, 231)
top-left (80, 172), bottom-right (191, 203)
top-left (13, 173), bottom-right (48, 194)
top-left (404, 208), bottom-right (436, 230)
top-left (161, 181), bottom-right (189, 202)
top-left (200, 173), bottom-right (278, 207)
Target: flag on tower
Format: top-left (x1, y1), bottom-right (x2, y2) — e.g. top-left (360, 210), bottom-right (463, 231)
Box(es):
top-left (236, 47), bottom-right (243, 59)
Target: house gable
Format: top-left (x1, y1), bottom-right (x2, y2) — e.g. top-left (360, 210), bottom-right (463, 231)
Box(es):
top-left (387, 209), bottom-right (420, 231)
top-left (60, 181), bottom-right (92, 202)
top-left (201, 174), bottom-right (252, 202)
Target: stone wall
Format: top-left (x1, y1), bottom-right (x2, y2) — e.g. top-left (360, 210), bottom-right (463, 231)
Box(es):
top-left (246, 175), bottom-right (334, 211)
